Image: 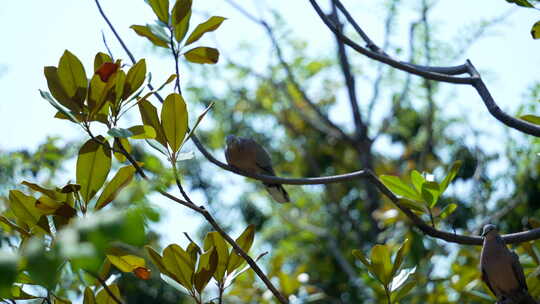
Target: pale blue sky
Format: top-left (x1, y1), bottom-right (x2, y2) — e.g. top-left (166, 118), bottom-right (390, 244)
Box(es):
top-left (0, 1), bottom-right (538, 151)
top-left (1, 0), bottom-right (539, 245)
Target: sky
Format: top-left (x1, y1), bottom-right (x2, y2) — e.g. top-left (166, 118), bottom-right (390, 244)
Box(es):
top-left (0, 1), bottom-right (538, 149)
top-left (1, 0), bottom-right (539, 245)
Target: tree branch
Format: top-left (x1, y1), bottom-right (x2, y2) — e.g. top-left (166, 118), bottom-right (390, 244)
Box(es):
top-left (310, 0), bottom-right (472, 83)
top-left (224, 0), bottom-right (356, 144)
top-left (330, 3), bottom-right (365, 140)
top-left (313, 0), bottom-right (540, 138)
top-left (87, 271), bottom-right (124, 304)
top-left (93, 2), bottom-right (288, 302)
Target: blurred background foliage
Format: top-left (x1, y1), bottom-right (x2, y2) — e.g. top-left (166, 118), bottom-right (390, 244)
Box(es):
top-left (1, 0), bottom-right (540, 303)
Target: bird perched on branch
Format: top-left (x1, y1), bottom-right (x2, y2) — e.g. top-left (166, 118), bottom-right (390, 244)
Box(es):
top-left (480, 224), bottom-right (536, 304)
top-left (224, 135), bottom-right (290, 203)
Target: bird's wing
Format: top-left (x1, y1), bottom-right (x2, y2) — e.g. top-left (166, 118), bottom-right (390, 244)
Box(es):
top-left (481, 267), bottom-right (497, 297)
top-left (248, 139), bottom-right (276, 176)
top-left (224, 144), bottom-right (233, 165)
top-left (510, 251), bottom-right (528, 291)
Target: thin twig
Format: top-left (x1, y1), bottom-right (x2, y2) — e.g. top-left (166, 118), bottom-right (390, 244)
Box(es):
top-left (330, 3), bottom-right (365, 139)
top-left (101, 30), bottom-right (114, 60)
top-left (94, 0), bottom-right (136, 64)
top-left (87, 271), bottom-right (124, 304)
top-left (310, 0), bottom-right (472, 83)
top-left (93, 2), bottom-right (289, 302)
top-left (224, 0), bottom-right (356, 144)
top-left (365, 0), bottom-right (399, 126)
top-left (312, 0), bottom-right (540, 137)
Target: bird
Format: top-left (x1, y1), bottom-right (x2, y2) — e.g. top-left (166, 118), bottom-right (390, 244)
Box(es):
top-left (224, 135), bottom-right (290, 203)
top-left (480, 224), bottom-right (536, 304)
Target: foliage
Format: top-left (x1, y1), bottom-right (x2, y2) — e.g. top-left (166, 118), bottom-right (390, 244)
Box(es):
top-left (503, 0), bottom-right (540, 39)
top-left (1, 0), bottom-right (540, 303)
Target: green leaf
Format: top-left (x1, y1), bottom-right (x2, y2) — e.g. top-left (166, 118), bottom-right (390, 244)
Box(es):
top-left (203, 231), bottom-right (229, 282)
top-left (193, 247), bottom-right (218, 293)
top-left (95, 284), bottom-right (122, 304)
top-left (108, 125), bottom-right (156, 140)
top-left (0, 216), bottom-right (30, 237)
top-left (131, 25), bottom-right (169, 48)
top-left (176, 151), bottom-right (194, 162)
top-left (57, 50), bottom-right (87, 103)
top-left (380, 175), bottom-right (421, 201)
top-left (186, 242), bottom-right (201, 265)
top-left (352, 249), bottom-right (371, 268)
top-left (5, 285), bottom-right (38, 300)
top-left (129, 125), bottom-right (157, 139)
top-left (88, 74), bottom-right (106, 112)
top-left (94, 52), bottom-right (112, 72)
top-left (107, 254), bottom-right (146, 272)
top-left (371, 244), bottom-right (393, 286)
top-left (439, 203), bottom-right (458, 219)
top-left (108, 128), bottom-right (133, 138)
top-left (184, 47), bottom-right (219, 64)
top-left (95, 165), bottom-right (136, 210)
top-left (410, 170), bottom-right (425, 193)
top-left (440, 161), bottom-right (462, 192)
top-left (83, 287), bottom-right (96, 304)
top-left (162, 244), bottom-right (195, 290)
top-left (185, 16), bottom-right (226, 46)
top-left (35, 195), bottom-right (63, 214)
top-left (520, 114), bottom-right (540, 125)
top-left (124, 59), bottom-right (147, 99)
top-left (183, 101), bottom-right (214, 143)
top-left (113, 70), bottom-right (126, 105)
top-left (390, 267), bottom-right (416, 293)
top-left (391, 239), bottom-right (409, 278)
top-left (391, 279), bottom-right (416, 303)
top-left (532, 21), bottom-right (540, 39)
top-left (21, 181), bottom-right (64, 201)
top-left (161, 93), bottom-right (188, 153)
top-left (172, 0), bottom-right (192, 42)
top-left (24, 240), bottom-right (62, 289)
top-left (113, 137), bottom-right (131, 162)
top-left (43, 67), bottom-right (81, 112)
top-left (148, 0), bottom-right (169, 23)
top-left (506, 0), bottom-right (534, 7)
top-left (8, 190), bottom-right (41, 225)
top-left (144, 246), bottom-right (170, 276)
top-left (421, 181), bottom-right (440, 208)
top-left (0, 252), bottom-right (18, 295)
top-left (145, 139), bottom-right (169, 156)
top-left (39, 90), bottom-right (78, 123)
top-left (138, 99), bottom-right (168, 147)
top-left (227, 225), bottom-right (255, 274)
top-left (76, 136), bottom-right (112, 204)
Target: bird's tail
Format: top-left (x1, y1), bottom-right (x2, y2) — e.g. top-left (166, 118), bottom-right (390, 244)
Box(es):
top-left (264, 184), bottom-right (290, 203)
top-left (508, 291), bottom-right (537, 304)
top-left (520, 293), bottom-right (538, 304)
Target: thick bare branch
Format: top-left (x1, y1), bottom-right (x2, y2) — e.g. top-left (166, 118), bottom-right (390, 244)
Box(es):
top-left (310, 0), bottom-right (472, 83)
top-left (312, 0), bottom-right (540, 138)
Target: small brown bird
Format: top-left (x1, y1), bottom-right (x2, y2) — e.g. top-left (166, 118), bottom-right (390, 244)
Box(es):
top-left (224, 135), bottom-right (290, 203)
top-left (480, 224), bottom-right (536, 304)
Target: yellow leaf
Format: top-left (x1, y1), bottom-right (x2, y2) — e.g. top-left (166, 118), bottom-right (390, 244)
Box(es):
top-left (227, 225), bottom-right (255, 274)
top-left (161, 93), bottom-right (188, 153)
top-left (107, 254), bottom-right (146, 272)
top-left (184, 47), bottom-right (219, 64)
top-left (95, 284), bottom-right (122, 304)
top-left (95, 165), bottom-right (136, 210)
top-left (185, 16), bottom-right (226, 45)
top-left (531, 20), bottom-right (540, 39)
top-left (76, 137), bottom-right (112, 204)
